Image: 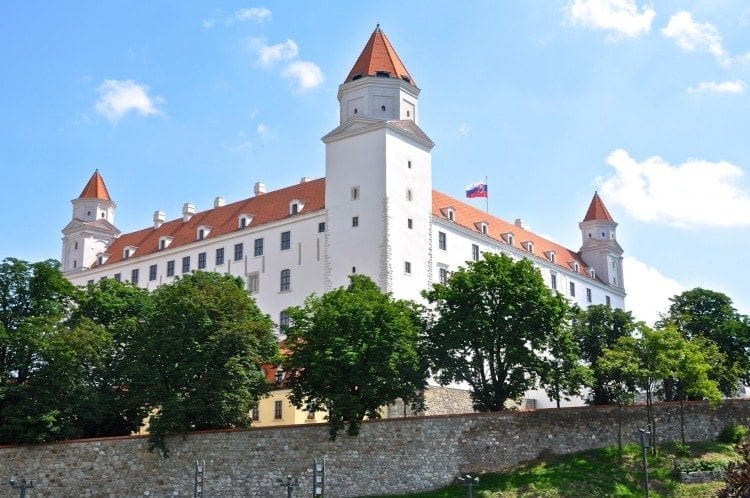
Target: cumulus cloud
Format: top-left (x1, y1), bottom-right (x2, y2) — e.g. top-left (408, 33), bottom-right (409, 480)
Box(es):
top-left (687, 79), bottom-right (746, 94)
top-left (204, 7), bottom-right (270, 28)
top-left (597, 149), bottom-right (750, 228)
top-left (623, 256), bottom-right (683, 325)
top-left (457, 124), bottom-right (472, 136)
top-left (565, 0), bottom-right (656, 40)
top-left (256, 123), bottom-right (269, 136)
top-left (257, 39), bottom-right (299, 67)
top-left (282, 61), bottom-right (325, 93)
top-left (95, 79), bottom-right (163, 124)
top-left (662, 11), bottom-right (731, 65)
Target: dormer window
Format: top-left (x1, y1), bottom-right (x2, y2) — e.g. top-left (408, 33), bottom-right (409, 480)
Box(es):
top-left (123, 246), bottom-right (137, 259)
top-left (441, 207), bottom-right (456, 222)
top-left (589, 268), bottom-right (596, 278)
top-left (289, 199), bottom-right (305, 215)
top-left (376, 71), bottom-right (390, 77)
top-left (545, 251), bottom-right (556, 264)
top-left (475, 221), bottom-right (490, 235)
top-left (158, 236), bottom-right (173, 250)
top-left (571, 262), bottom-right (580, 273)
top-left (238, 214), bottom-right (253, 229)
top-left (196, 225), bottom-right (211, 240)
top-left (522, 241), bottom-right (534, 254)
top-left (501, 232), bottom-right (514, 245)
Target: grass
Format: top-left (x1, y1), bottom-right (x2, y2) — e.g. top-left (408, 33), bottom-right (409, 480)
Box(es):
top-left (366, 441), bottom-right (739, 498)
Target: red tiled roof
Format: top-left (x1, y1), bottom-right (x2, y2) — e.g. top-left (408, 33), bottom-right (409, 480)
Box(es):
top-left (79, 170), bottom-right (112, 201)
top-left (583, 192), bottom-right (614, 222)
top-left (432, 190), bottom-right (594, 279)
top-left (345, 25), bottom-right (415, 85)
top-left (96, 179), bottom-right (325, 267)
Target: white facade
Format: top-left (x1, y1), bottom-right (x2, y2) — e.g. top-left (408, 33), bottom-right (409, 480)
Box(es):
top-left (62, 26), bottom-right (626, 409)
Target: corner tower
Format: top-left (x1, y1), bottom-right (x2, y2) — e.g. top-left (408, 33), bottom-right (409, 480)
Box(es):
top-left (323, 26), bottom-right (434, 299)
top-left (61, 170), bottom-right (120, 273)
top-left (578, 192), bottom-right (624, 290)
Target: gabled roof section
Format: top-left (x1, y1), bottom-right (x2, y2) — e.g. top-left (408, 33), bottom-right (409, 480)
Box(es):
top-left (95, 178), bottom-right (325, 268)
top-left (79, 170), bottom-right (112, 201)
top-left (388, 119), bottom-right (433, 146)
top-left (345, 25), bottom-right (415, 85)
top-left (432, 190), bottom-right (594, 280)
top-left (583, 192), bottom-right (614, 222)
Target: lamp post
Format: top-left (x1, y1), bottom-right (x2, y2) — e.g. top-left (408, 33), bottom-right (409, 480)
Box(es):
top-left (194, 460), bottom-right (205, 498)
top-left (638, 429), bottom-right (650, 498)
top-left (277, 474), bottom-right (298, 498)
top-left (8, 477), bottom-right (34, 498)
top-left (457, 474), bottom-right (479, 498)
top-left (312, 460), bottom-right (325, 497)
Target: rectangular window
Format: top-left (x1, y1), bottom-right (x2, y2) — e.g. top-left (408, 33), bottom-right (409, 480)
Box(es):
top-left (198, 252), bottom-right (206, 270)
top-left (550, 273), bottom-right (557, 290)
top-left (280, 269), bottom-right (291, 291)
top-left (569, 281), bottom-right (576, 297)
top-left (404, 261), bottom-right (412, 274)
top-left (274, 400), bottom-right (283, 419)
top-left (234, 243), bottom-right (244, 261)
top-left (114, 273), bottom-right (121, 282)
top-left (198, 228), bottom-right (205, 240)
top-left (407, 218), bottom-right (413, 229)
top-left (291, 203), bottom-right (299, 215)
top-left (281, 231), bottom-right (291, 250)
top-left (606, 295), bottom-right (611, 306)
top-left (166, 260), bottom-right (175, 277)
top-left (251, 406), bottom-right (260, 421)
top-left (586, 288), bottom-right (592, 303)
top-left (472, 244), bottom-right (480, 262)
top-left (352, 216), bottom-right (359, 227)
top-left (318, 222), bottom-right (325, 233)
top-left (247, 272), bottom-right (259, 293)
top-left (279, 311), bottom-right (290, 332)
top-left (253, 238), bottom-right (263, 257)
top-left (215, 247), bottom-right (224, 266)
top-left (131, 268), bottom-right (139, 284)
top-left (351, 186), bottom-right (359, 200)
top-left (439, 268), bottom-right (448, 284)
top-left (438, 231), bottom-right (447, 250)
top-left (182, 256), bottom-right (190, 274)
top-left (149, 264), bottom-right (157, 281)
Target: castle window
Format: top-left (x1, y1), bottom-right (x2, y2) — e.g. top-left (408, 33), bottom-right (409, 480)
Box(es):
top-left (404, 261), bottom-right (412, 274)
top-left (407, 160), bottom-right (412, 169)
top-left (131, 269), bottom-right (139, 284)
top-left (254, 238), bottom-right (264, 257)
top-left (182, 256), bottom-right (190, 274)
top-left (87, 279), bottom-right (94, 286)
top-left (166, 261), bottom-right (175, 277)
top-left (501, 231), bottom-right (513, 244)
top-left (124, 248), bottom-right (131, 259)
top-left (149, 264), bottom-right (157, 281)
top-left (439, 268), bottom-right (449, 284)
top-left (351, 186), bottom-right (360, 200)
top-left (196, 226), bottom-right (211, 241)
top-left (606, 295), bottom-right (611, 306)
top-left (252, 407), bottom-right (259, 421)
top-left (586, 288), bottom-right (592, 303)
top-left (406, 110), bottom-right (411, 117)
top-left (158, 237), bottom-right (173, 251)
top-left (198, 229), bottom-right (205, 240)
top-left (74, 241), bottom-right (78, 250)
top-left (569, 282), bottom-right (576, 297)
top-left (274, 400), bottom-right (283, 419)
top-left (288, 198), bottom-right (306, 216)
top-left (354, 108), bottom-right (358, 114)
top-left (441, 207), bottom-right (456, 221)
top-left (589, 268), bottom-right (595, 279)
top-left (280, 269), bottom-right (291, 292)
top-left (96, 256), bottom-right (102, 265)
top-left (279, 311), bottom-right (290, 333)
top-left (248, 272), bottom-right (259, 293)
top-left (546, 251), bottom-right (556, 264)
top-left (522, 241), bottom-right (534, 254)
top-left (281, 231), bottom-right (291, 250)
top-left (438, 231), bottom-right (447, 250)
top-left (478, 222), bottom-right (491, 236)
top-left (216, 248), bottom-right (224, 266)
top-left (407, 218), bottom-right (413, 229)
top-left (376, 71), bottom-right (390, 77)
top-left (291, 203), bottom-right (299, 215)
top-left (239, 215), bottom-right (252, 229)
top-left (234, 243), bottom-right (244, 261)
top-left (550, 272), bottom-right (557, 290)
top-left (573, 262), bottom-right (580, 273)
top-left (198, 252), bottom-right (206, 270)
top-left (472, 244), bottom-right (480, 262)
top-left (406, 188), bottom-right (413, 201)
top-left (318, 222), bottom-right (326, 233)
top-left (352, 216), bottom-right (359, 227)
top-left (381, 105), bottom-right (386, 111)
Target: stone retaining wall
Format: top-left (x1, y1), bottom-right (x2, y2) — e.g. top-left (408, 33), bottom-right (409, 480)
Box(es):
top-left (1, 400), bottom-right (749, 497)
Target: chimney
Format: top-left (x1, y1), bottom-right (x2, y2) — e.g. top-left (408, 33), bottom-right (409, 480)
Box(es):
top-left (182, 203), bottom-right (195, 222)
top-left (153, 211), bottom-right (165, 229)
top-left (514, 218), bottom-right (526, 230)
top-left (300, 177), bottom-right (309, 183)
top-left (214, 196), bottom-right (225, 208)
top-left (254, 182), bottom-right (266, 196)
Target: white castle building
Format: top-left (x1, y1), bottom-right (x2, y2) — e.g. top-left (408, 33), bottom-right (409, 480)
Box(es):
top-left (62, 27), bottom-right (625, 407)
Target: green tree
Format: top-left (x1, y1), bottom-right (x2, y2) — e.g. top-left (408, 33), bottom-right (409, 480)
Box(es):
top-left (283, 275), bottom-right (426, 439)
top-left (658, 288), bottom-right (750, 396)
top-left (601, 325), bottom-right (722, 452)
top-left (133, 272), bottom-right (277, 455)
top-left (572, 304), bottom-right (637, 405)
top-left (542, 323), bottom-right (592, 409)
top-left (422, 252), bottom-right (570, 411)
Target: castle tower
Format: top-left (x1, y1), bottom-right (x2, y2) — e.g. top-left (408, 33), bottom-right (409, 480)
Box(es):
top-left (578, 192), bottom-right (624, 290)
top-left (61, 170), bottom-right (120, 273)
top-left (323, 26), bottom-right (434, 299)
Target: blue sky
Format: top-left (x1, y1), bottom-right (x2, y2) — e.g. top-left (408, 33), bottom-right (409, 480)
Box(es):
top-left (1, 1), bottom-right (748, 322)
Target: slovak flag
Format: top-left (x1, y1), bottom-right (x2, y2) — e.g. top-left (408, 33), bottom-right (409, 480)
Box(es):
top-left (465, 181), bottom-right (488, 198)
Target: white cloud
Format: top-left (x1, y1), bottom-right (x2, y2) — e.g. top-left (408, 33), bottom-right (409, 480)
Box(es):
top-left (662, 11), bottom-right (730, 66)
top-left (565, 0), bottom-right (656, 40)
top-left (282, 61), bottom-right (325, 92)
top-left (687, 79), bottom-right (746, 94)
top-left (457, 124), bottom-right (472, 136)
top-left (203, 7), bottom-right (270, 28)
top-left (597, 149), bottom-right (750, 228)
top-left (95, 79), bottom-right (163, 124)
top-left (256, 123), bottom-right (269, 136)
top-left (257, 39), bottom-right (299, 67)
top-left (623, 256), bottom-right (683, 325)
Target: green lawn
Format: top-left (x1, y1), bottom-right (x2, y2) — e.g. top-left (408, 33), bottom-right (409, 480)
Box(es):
top-left (367, 441), bottom-right (739, 498)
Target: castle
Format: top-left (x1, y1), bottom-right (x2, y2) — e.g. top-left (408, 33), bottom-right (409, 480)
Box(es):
top-left (61, 26), bottom-right (625, 411)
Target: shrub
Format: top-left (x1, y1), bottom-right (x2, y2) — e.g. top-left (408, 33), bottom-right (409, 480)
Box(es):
top-left (718, 423), bottom-right (749, 444)
top-left (718, 437), bottom-right (750, 497)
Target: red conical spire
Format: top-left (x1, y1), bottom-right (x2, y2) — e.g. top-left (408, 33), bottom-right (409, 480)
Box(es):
top-left (345, 25), bottom-right (415, 85)
top-left (79, 170), bottom-right (112, 201)
top-left (583, 192), bottom-right (614, 222)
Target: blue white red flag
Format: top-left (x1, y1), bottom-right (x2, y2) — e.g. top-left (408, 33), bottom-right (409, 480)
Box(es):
top-left (465, 181), bottom-right (488, 198)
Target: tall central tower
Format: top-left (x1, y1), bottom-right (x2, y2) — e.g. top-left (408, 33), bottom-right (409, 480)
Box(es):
top-left (323, 26), bottom-right (434, 299)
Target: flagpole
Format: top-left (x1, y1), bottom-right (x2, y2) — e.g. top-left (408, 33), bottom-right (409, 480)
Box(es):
top-left (485, 175), bottom-right (488, 213)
